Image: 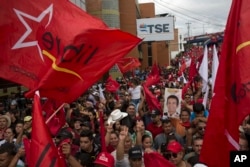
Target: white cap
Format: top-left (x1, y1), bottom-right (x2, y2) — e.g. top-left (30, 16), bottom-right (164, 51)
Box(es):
top-left (194, 163), bottom-right (208, 167)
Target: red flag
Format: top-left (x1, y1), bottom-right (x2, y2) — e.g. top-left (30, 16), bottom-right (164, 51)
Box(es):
top-left (144, 63), bottom-right (160, 87)
top-left (144, 152), bottom-right (175, 167)
top-left (42, 99), bottom-right (66, 136)
top-left (0, 0), bottom-right (141, 103)
top-left (142, 85), bottom-right (162, 113)
top-left (177, 58), bottom-right (191, 76)
top-left (105, 76), bottom-right (120, 92)
top-left (23, 138), bottom-right (31, 166)
top-left (188, 58), bottom-right (198, 81)
top-left (29, 91), bottom-right (66, 167)
top-left (117, 57), bottom-right (141, 73)
top-left (200, 1), bottom-right (250, 166)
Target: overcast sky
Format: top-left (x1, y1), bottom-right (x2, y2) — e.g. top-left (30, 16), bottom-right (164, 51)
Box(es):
top-left (138, 0), bottom-right (232, 37)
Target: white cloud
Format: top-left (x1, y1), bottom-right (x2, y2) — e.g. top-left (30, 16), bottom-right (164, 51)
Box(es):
top-left (138, 0), bottom-right (232, 37)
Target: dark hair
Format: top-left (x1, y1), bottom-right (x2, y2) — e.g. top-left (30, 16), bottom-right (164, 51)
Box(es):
top-left (194, 76), bottom-right (202, 82)
top-left (162, 119), bottom-right (171, 125)
top-left (180, 110), bottom-right (191, 116)
top-left (81, 115), bottom-right (91, 122)
top-left (86, 107), bottom-right (95, 113)
top-left (16, 120), bottom-right (24, 125)
top-left (130, 78), bottom-right (139, 85)
top-left (110, 131), bottom-right (119, 138)
top-left (0, 142), bottom-right (16, 156)
top-left (167, 95), bottom-right (179, 106)
top-left (80, 130), bottom-right (93, 141)
top-left (193, 103), bottom-right (205, 113)
top-left (75, 152), bottom-right (92, 167)
top-left (166, 134), bottom-right (177, 144)
top-left (142, 134), bottom-right (151, 143)
top-left (187, 154), bottom-right (200, 166)
top-left (88, 109), bottom-right (97, 121)
top-left (192, 136), bottom-right (203, 145)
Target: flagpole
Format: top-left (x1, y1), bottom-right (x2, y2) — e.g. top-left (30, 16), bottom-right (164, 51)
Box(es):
top-left (45, 103), bottom-right (65, 124)
top-left (116, 63), bottom-right (129, 86)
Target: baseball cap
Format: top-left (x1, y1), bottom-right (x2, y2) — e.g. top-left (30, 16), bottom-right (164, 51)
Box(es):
top-left (151, 109), bottom-right (161, 117)
top-left (94, 152), bottom-right (114, 167)
top-left (194, 163), bottom-right (208, 167)
top-left (129, 146), bottom-right (142, 159)
top-left (56, 129), bottom-right (73, 140)
top-left (80, 121), bottom-right (92, 129)
top-left (24, 116), bottom-right (32, 122)
top-left (166, 141), bottom-right (182, 153)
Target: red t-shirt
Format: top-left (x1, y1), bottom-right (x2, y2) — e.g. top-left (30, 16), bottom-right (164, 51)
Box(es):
top-left (106, 145), bottom-right (115, 153)
top-left (146, 123), bottom-right (163, 139)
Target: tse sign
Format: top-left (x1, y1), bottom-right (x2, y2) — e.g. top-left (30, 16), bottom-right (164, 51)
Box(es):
top-left (136, 17), bottom-right (174, 41)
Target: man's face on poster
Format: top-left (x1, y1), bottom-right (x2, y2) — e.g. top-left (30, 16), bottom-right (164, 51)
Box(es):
top-left (167, 98), bottom-right (178, 114)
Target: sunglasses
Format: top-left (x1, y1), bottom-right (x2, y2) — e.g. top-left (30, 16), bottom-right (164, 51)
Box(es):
top-left (163, 152), bottom-right (178, 159)
top-left (198, 126), bottom-right (206, 131)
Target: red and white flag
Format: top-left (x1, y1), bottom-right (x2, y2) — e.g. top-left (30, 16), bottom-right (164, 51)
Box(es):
top-left (200, 0), bottom-right (250, 166)
top-left (178, 58), bottom-right (191, 76)
top-left (116, 57), bottom-right (141, 74)
top-left (0, 0), bottom-right (141, 103)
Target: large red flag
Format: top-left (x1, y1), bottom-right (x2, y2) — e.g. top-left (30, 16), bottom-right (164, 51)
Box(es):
top-left (144, 152), bottom-right (175, 167)
top-left (144, 63), bottom-right (160, 87)
top-left (105, 76), bottom-right (120, 93)
top-left (177, 58), bottom-right (191, 76)
top-left (29, 91), bottom-right (66, 167)
top-left (0, 0), bottom-right (141, 103)
top-left (200, 0), bottom-right (250, 166)
top-left (116, 57), bottom-right (141, 73)
top-left (142, 85), bottom-right (162, 113)
top-left (188, 58), bottom-right (198, 81)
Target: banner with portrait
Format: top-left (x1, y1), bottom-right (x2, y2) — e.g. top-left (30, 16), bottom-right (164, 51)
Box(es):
top-left (163, 88), bottom-right (182, 119)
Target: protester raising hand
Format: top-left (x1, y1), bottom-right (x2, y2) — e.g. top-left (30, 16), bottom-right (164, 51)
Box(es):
top-left (116, 126), bottom-right (130, 161)
top-left (119, 126), bottom-right (129, 141)
top-left (105, 122), bottom-right (114, 146)
top-left (61, 142), bottom-right (82, 167)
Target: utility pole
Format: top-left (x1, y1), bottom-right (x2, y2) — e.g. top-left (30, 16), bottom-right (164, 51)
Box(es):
top-left (186, 22), bottom-right (191, 38)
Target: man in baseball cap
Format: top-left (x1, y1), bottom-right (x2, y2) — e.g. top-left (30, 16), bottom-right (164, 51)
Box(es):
top-left (94, 152), bottom-right (114, 167)
top-left (128, 145), bottom-right (143, 167)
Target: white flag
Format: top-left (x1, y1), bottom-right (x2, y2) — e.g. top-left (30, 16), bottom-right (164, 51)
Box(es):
top-left (211, 45), bottom-right (219, 93)
top-left (199, 45), bottom-right (208, 92)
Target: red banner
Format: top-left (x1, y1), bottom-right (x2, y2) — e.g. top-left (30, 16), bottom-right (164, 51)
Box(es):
top-left (117, 57), bottom-right (141, 73)
top-left (0, 0), bottom-right (141, 103)
top-left (200, 0), bottom-right (250, 166)
top-left (105, 76), bottom-right (120, 93)
top-left (29, 92), bottom-right (66, 167)
top-left (42, 99), bottom-right (66, 136)
top-left (144, 63), bottom-right (160, 87)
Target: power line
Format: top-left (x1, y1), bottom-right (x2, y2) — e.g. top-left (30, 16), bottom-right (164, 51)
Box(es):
top-left (153, 0), bottom-right (225, 27)
top-left (156, 0), bottom-right (226, 23)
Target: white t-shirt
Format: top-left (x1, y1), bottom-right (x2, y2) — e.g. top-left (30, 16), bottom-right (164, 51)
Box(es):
top-left (111, 150), bottom-right (130, 167)
top-left (128, 85), bottom-right (141, 100)
top-left (0, 139), bottom-right (16, 146)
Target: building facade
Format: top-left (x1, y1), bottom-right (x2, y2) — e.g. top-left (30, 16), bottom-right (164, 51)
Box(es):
top-left (72, 0), bottom-right (180, 69)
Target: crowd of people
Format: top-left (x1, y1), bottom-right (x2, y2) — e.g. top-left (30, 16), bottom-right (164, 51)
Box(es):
top-left (0, 52), bottom-right (250, 167)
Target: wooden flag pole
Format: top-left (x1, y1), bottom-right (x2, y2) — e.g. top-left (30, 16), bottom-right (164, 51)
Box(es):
top-left (45, 103), bottom-right (65, 124)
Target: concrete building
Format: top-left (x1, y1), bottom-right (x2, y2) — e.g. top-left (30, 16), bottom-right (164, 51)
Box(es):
top-left (70, 0), bottom-right (86, 11)
top-left (73, 0), bottom-right (181, 69)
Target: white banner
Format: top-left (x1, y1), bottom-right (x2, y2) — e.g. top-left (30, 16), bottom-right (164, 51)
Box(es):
top-left (136, 17), bottom-right (174, 41)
